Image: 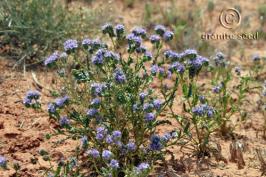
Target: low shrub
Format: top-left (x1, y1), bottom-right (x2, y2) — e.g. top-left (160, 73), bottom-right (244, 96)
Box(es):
top-left (15, 24), bottom-right (262, 176)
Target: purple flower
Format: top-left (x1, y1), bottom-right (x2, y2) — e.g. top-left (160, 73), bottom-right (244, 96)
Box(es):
top-left (47, 103), bottom-right (56, 113)
top-left (214, 52), bottom-right (226, 67)
top-left (87, 108), bottom-right (98, 117)
top-left (25, 90), bottom-right (40, 99)
top-left (0, 156), bottom-right (7, 168)
top-left (91, 83), bottom-right (106, 96)
top-left (104, 51), bottom-right (120, 61)
top-left (126, 142), bottom-right (136, 151)
top-left (23, 98), bottom-right (32, 106)
top-left (136, 162), bottom-right (150, 173)
top-left (23, 90), bottom-right (41, 106)
top-left (114, 68), bottom-right (126, 84)
top-left (199, 95), bottom-right (206, 103)
top-left (164, 50), bottom-right (180, 61)
top-left (153, 99), bottom-right (162, 110)
top-left (187, 56), bottom-right (209, 78)
top-left (180, 49), bottom-right (198, 59)
top-left (102, 150), bottom-right (112, 160)
top-left (97, 127), bottom-right (106, 134)
top-left (64, 39), bottom-right (78, 53)
top-left (212, 84), bottom-right (222, 93)
top-left (91, 98), bottom-right (101, 106)
top-left (163, 31), bottom-right (174, 41)
top-left (96, 126), bottom-right (107, 140)
top-left (158, 67), bottom-right (165, 76)
top-left (171, 131), bottom-right (178, 138)
top-left (149, 35), bottom-right (160, 44)
top-left (112, 130), bottom-right (122, 140)
top-left (192, 105), bottom-right (205, 116)
top-left (105, 135), bottom-right (113, 144)
top-left (114, 141), bottom-right (122, 147)
top-left (132, 27), bottom-right (146, 37)
top-left (252, 54), bottom-right (260, 62)
top-left (115, 24), bottom-right (125, 37)
top-left (96, 133), bottom-right (105, 140)
top-left (139, 92), bottom-right (148, 102)
top-left (144, 51), bottom-right (152, 60)
top-left (87, 149), bottom-right (100, 158)
top-left (234, 66), bottom-right (241, 75)
top-left (92, 49), bottom-right (105, 65)
top-left (136, 45), bottom-right (147, 53)
top-left (154, 25), bottom-right (166, 36)
top-left (151, 64), bottom-right (159, 75)
top-left (82, 38), bottom-right (92, 48)
top-left (109, 159), bottom-right (119, 169)
top-left (44, 52), bottom-right (60, 66)
top-left (149, 135), bottom-right (162, 151)
top-left (102, 23), bottom-right (115, 37)
top-left (169, 62), bottom-right (185, 74)
top-left (143, 103), bottom-right (154, 112)
top-left (145, 112), bottom-right (155, 121)
top-left (161, 133), bottom-right (171, 142)
top-left (87, 39), bottom-right (106, 53)
top-left (164, 50), bottom-right (173, 58)
top-left (59, 116), bottom-right (70, 127)
top-left (192, 104), bottom-right (215, 118)
top-left (127, 33), bottom-right (142, 47)
top-left (55, 96), bottom-right (69, 108)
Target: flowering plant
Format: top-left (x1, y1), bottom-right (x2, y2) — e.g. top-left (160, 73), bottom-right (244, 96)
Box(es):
top-left (38, 24), bottom-right (184, 176)
top-left (20, 23), bottom-right (259, 176)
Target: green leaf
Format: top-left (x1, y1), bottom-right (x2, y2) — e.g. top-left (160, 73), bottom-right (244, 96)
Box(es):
top-left (182, 83), bottom-right (188, 96)
top-left (183, 122), bottom-right (190, 135)
top-left (154, 120), bottom-right (172, 127)
top-left (187, 83), bottom-right (193, 98)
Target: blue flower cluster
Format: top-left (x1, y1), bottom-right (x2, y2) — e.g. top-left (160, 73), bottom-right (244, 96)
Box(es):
top-left (186, 54), bottom-right (209, 78)
top-left (102, 23), bottom-right (115, 37)
top-left (115, 24), bottom-right (125, 38)
top-left (82, 38), bottom-right (107, 53)
top-left (48, 96), bottom-right (69, 114)
top-left (214, 52), bottom-right (226, 67)
top-left (85, 127), bottom-right (145, 171)
top-left (212, 83), bottom-right (223, 94)
top-left (44, 52), bottom-right (60, 66)
top-left (164, 50), bottom-right (181, 61)
top-left (154, 24), bottom-right (174, 41)
top-left (234, 66), bottom-right (241, 75)
top-left (23, 90), bottom-right (40, 107)
top-left (91, 82), bottom-right (107, 96)
top-left (91, 49), bottom-right (120, 65)
top-left (149, 132), bottom-right (176, 151)
top-left (132, 27), bottom-right (147, 38)
top-left (59, 116), bottom-right (70, 127)
top-left (64, 39), bottom-right (78, 54)
top-left (252, 53), bottom-right (260, 62)
top-left (113, 68), bottom-right (126, 84)
top-left (136, 162), bottom-right (150, 174)
top-left (192, 104), bottom-right (215, 118)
